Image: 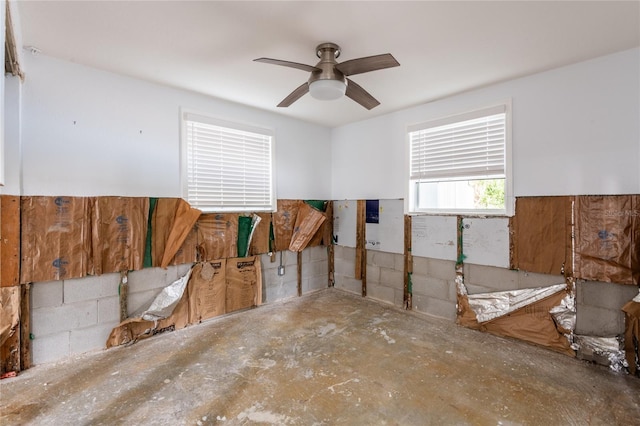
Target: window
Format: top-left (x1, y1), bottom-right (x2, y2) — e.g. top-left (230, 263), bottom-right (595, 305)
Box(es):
top-left (407, 103), bottom-right (512, 215)
top-left (182, 112), bottom-right (275, 212)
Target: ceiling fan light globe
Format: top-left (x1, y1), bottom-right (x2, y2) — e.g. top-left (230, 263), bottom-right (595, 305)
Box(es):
top-left (308, 79), bottom-right (347, 100)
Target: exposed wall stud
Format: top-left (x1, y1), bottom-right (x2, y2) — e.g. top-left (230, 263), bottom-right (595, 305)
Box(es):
top-left (20, 283), bottom-right (32, 371)
top-left (297, 251), bottom-right (303, 297)
top-left (404, 214), bottom-right (412, 310)
top-left (355, 200), bottom-right (366, 296)
top-left (119, 271), bottom-right (129, 322)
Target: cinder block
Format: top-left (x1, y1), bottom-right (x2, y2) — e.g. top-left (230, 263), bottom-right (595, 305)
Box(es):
top-left (426, 258), bottom-right (456, 281)
top-left (63, 273), bottom-right (119, 304)
top-left (366, 264), bottom-right (381, 283)
top-left (380, 268), bottom-right (404, 290)
top-left (334, 275), bottom-right (362, 295)
top-left (308, 246), bottom-right (328, 262)
top-left (97, 295), bottom-right (121, 324)
top-left (334, 246), bottom-right (356, 263)
top-left (394, 254), bottom-right (405, 273)
top-left (464, 283), bottom-right (497, 295)
top-left (412, 256), bottom-right (429, 276)
top-left (32, 301), bottom-right (98, 336)
top-left (260, 253), bottom-right (275, 268)
top-left (262, 264), bottom-right (288, 284)
top-left (32, 281), bottom-right (63, 309)
top-left (575, 304), bottom-right (625, 336)
top-left (260, 256), bottom-right (279, 271)
top-left (266, 251), bottom-right (298, 268)
top-left (264, 280), bottom-right (298, 303)
top-left (447, 280), bottom-right (458, 301)
top-left (366, 283), bottom-right (396, 306)
top-left (303, 275), bottom-right (329, 293)
top-left (302, 260), bottom-right (328, 279)
top-left (412, 295), bottom-right (456, 321)
top-left (394, 289), bottom-right (406, 308)
top-left (578, 280), bottom-right (639, 311)
top-left (517, 271), bottom-right (565, 290)
top-left (70, 321), bottom-right (120, 355)
top-left (128, 267), bottom-right (175, 293)
top-left (32, 331), bottom-right (70, 365)
top-left (464, 264), bottom-right (518, 292)
top-left (367, 251), bottom-right (396, 270)
top-left (295, 248), bottom-right (310, 263)
top-left (334, 258), bottom-right (356, 277)
top-left (127, 289), bottom-right (159, 317)
top-left (412, 276), bottom-right (449, 301)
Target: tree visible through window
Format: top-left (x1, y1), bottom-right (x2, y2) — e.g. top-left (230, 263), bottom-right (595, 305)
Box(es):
top-left (408, 103), bottom-right (512, 214)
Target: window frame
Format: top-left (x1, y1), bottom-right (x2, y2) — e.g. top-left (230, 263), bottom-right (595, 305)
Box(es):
top-left (406, 101), bottom-right (513, 216)
top-left (180, 109), bottom-right (277, 213)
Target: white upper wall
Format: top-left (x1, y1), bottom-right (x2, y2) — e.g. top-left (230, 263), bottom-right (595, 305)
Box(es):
top-left (6, 48), bottom-right (639, 201)
top-left (331, 48), bottom-right (640, 200)
top-left (13, 54), bottom-right (332, 199)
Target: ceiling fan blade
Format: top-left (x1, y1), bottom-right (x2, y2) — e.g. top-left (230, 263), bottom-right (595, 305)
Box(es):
top-left (335, 53), bottom-right (399, 76)
top-left (254, 58), bottom-right (320, 73)
top-left (345, 78), bottom-right (380, 110)
top-left (277, 82), bottom-right (309, 107)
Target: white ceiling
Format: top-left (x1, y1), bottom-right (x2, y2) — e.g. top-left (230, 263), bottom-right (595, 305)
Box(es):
top-left (16, 1), bottom-right (640, 128)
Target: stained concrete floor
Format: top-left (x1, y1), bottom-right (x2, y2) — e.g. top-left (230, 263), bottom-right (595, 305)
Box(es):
top-left (1, 289), bottom-right (639, 425)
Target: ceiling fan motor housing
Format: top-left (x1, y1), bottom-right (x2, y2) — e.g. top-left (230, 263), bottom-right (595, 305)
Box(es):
top-left (308, 43), bottom-right (346, 85)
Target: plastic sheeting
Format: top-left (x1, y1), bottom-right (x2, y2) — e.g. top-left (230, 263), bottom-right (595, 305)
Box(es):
top-left (457, 282), bottom-right (575, 357)
top-left (573, 335), bottom-right (627, 372)
top-left (467, 283), bottom-right (567, 323)
top-left (142, 268), bottom-right (192, 321)
top-left (549, 292), bottom-right (576, 333)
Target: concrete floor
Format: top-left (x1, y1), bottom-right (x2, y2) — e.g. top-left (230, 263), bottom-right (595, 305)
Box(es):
top-left (1, 289), bottom-right (639, 425)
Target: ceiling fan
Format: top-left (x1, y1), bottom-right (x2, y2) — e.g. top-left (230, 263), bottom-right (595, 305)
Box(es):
top-left (254, 42), bottom-right (400, 110)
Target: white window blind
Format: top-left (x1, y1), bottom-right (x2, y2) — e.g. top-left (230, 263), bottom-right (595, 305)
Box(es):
top-left (409, 107), bottom-right (506, 181)
top-left (184, 113), bottom-right (274, 212)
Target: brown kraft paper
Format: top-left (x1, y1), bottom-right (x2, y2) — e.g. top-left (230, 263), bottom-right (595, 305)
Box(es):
top-left (20, 196), bottom-right (92, 283)
top-left (249, 212), bottom-right (272, 255)
top-left (457, 288), bottom-right (575, 357)
top-left (160, 199), bottom-right (201, 268)
top-left (621, 299), bottom-right (640, 376)
top-left (91, 197), bottom-right (149, 275)
top-left (574, 195), bottom-right (639, 285)
top-left (151, 198), bottom-right (181, 266)
top-left (0, 287), bottom-right (20, 346)
top-left (196, 214), bottom-right (239, 261)
top-left (226, 256), bottom-right (262, 313)
top-left (188, 261), bottom-right (226, 323)
top-left (510, 196), bottom-right (572, 276)
top-left (273, 200), bottom-right (301, 252)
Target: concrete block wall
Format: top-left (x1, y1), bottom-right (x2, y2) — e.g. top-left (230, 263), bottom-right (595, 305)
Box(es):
top-left (333, 245), bottom-right (362, 295)
top-left (366, 250), bottom-right (405, 307)
top-left (575, 280), bottom-right (639, 337)
top-left (31, 264), bottom-right (190, 365)
top-left (301, 245), bottom-right (330, 294)
top-left (333, 246), bottom-right (405, 308)
top-left (463, 263), bottom-right (565, 294)
top-left (260, 246), bottom-right (329, 302)
top-left (411, 257), bottom-right (458, 320)
top-left (334, 245), bottom-right (568, 322)
top-left (30, 248), bottom-right (329, 366)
